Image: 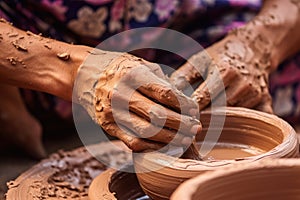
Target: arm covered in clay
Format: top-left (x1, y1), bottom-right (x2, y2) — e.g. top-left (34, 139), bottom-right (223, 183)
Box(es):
top-left (0, 19), bottom-right (201, 152)
top-left (170, 0), bottom-right (300, 113)
top-left (0, 19), bottom-right (90, 100)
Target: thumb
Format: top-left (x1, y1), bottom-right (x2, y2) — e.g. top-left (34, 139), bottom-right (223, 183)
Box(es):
top-left (255, 91), bottom-right (273, 114)
top-left (170, 52), bottom-right (211, 90)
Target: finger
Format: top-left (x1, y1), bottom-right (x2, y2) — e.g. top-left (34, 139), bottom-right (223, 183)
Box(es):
top-left (226, 80), bottom-right (261, 108)
top-left (254, 90), bottom-right (273, 114)
top-left (235, 88), bottom-right (261, 108)
top-left (112, 109), bottom-right (194, 146)
top-left (192, 63), bottom-right (238, 110)
top-left (170, 52), bottom-right (210, 90)
top-left (255, 101), bottom-right (273, 114)
top-left (112, 90), bottom-right (201, 135)
top-left (122, 65), bottom-right (199, 115)
top-left (102, 122), bottom-right (164, 152)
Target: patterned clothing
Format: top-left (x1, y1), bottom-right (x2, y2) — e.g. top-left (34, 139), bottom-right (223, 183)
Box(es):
top-left (0, 0), bottom-right (299, 124)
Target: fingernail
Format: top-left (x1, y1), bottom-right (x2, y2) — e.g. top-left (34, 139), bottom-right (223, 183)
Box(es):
top-left (182, 137), bottom-right (192, 146)
top-left (190, 125), bottom-right (201, 135)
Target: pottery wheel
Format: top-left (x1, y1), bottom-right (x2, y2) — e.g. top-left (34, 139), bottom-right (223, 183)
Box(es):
top-left (6, 141), bottom-right (132, 200)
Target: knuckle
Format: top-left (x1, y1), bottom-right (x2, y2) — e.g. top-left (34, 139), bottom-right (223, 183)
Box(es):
top-left (141, 126), bottom-right (153, 138)
top-left (97, 107), bottom-right (113, 124)
top-left (99, 121), bottom-right (115, 133)
top-left (225, 65), bottom-right (238, 76)
top-left (127, 137), bottom-right (142, 151)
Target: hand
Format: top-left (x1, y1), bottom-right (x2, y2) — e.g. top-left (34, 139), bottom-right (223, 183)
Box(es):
top-left (170, 29), bottom-right (273, 113)
top-left (74, 50), bottom-right (201, 152)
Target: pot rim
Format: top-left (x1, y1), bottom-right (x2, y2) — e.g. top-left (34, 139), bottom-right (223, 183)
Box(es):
top-left (89, 168), bottom-right (117, 200)
top-left (171, 158), bottom-right (300, 200)
top-left (133, 107), bottom-right (299, 171)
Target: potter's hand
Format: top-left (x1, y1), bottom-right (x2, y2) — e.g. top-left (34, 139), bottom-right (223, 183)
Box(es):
top-left (0, 19), bottom-right (200, 153)
top-left (171, 0), bottom-right (300, 114)
top-left (74, 50), bottom-right (201, 152)
top-left (170, 31), bottom-right (273, 113)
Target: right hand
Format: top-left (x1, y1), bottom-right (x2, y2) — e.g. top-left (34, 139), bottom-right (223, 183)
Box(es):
top-left (74, 50), bottom-right (201, 152)
top-left (170, 32), bottom-right (274, 114)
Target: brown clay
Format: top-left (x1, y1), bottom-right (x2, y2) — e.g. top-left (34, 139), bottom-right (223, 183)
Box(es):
top-left (89, 166), bottom-right (149, 200)
top-left (75, 51), bottom-right (202, 155)
top-left (133, 107), bottom-right (299, 200)
top-left (6, 141), bottom-right (132, 200)
top-left (171, 158), bottom-right (300, 200)
top-left (0, 18), bottom-right (202, 155)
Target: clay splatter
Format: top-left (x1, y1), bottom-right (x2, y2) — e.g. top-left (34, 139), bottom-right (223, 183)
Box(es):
top-left (6, 57), bottom-right (18, 65)
top-left (12, 40), bottom-right (28, 52)
top-left (57, 52), bottom-right (70, 61)
top-left (44, 44), bottom-right (52, 50)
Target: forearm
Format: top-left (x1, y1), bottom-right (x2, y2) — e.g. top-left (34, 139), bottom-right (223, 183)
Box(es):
top-left (0, 19), bottom-right (92, 100)
top-left (236, 0), bottom-right (300, 71)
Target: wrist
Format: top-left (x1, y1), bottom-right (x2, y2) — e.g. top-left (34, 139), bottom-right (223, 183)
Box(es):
top-left (68, 45), bottom-right (93, 99)
top-left (72, 49), bottom-right (123, 120)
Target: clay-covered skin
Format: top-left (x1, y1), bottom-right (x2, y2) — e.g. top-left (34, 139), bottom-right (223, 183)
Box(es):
top-left (171, 0), bottom-right (300, 113)
top-left (0, 19), bottom-right (201, 153)
top-left (0, 18), bottom-right (90, 100)
top-left (75, 51), bottom-right (202, 152)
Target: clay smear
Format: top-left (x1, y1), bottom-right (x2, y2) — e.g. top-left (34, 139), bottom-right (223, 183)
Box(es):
top-left (6, 141), bottom-right (132, 200)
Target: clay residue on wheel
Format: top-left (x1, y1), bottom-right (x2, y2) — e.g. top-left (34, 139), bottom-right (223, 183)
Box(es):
top-left (7, 148), bottom-right (104, 199)
top-left (6, 141), bottom-right (132, 200)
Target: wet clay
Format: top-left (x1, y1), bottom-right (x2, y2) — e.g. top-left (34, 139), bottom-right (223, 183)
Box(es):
top-left (6, 141), bottom-right (132, 200)
top-left (133, 107), bottom-right (299, 200)
top-left (198, 142), bottom-right (263, 161)
top-left (171, 159), bottom-right (300, 200)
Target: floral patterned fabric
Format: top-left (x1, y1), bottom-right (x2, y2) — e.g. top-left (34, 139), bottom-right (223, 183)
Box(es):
top-left (0, 0), bottom-right (299, 124)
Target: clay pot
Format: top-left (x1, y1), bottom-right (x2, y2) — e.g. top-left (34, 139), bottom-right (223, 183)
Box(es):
top-left (171, 158), bottom-right (300, 200)
top-left (133, 107), bottom-right (299, 200)
top-left (89, 166), bottom-right (149, 200)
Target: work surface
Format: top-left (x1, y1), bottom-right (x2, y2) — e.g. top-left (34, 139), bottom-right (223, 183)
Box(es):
top-left (1, 121), bottom-right (299, 200)
top-left (0, 121), bottom-right (83, 200)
